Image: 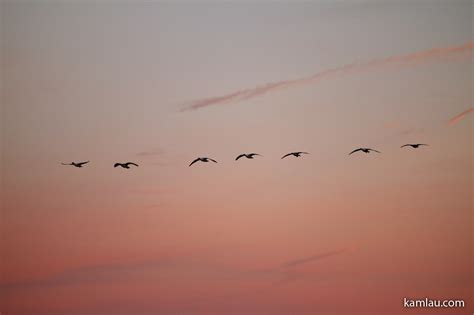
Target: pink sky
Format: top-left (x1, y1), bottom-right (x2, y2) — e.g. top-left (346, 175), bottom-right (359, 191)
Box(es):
top-left (1, 2), bottom-right (473, 315)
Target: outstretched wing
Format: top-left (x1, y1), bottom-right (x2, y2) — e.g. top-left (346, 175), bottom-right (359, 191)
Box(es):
top-left (189, 158), bottom-right (200, 167)
top-left (127, 162), bottom-right (139, 167)
top-left (208, 158), bottom-right (218, 163)
top-left (417, 144), bottom-right (428, 146)
top-left (77, 161), bottom-right (89, 166)
top-left (114, 163), bottom-right (121, 168)
top-left (349, 148), bottom-right (362, 155)
top-left (400, 144), bottom-right (411, 148)
top-left (369, 149), bottom-right (381, 153)
top-left (61, 162), bottom-right (72, 165)
top-left (281, 153), bottom-right (293, 159)
top-left (299, 152), bottom-right (309, 155)
top-left (235, 154), bottom-right (245, 161)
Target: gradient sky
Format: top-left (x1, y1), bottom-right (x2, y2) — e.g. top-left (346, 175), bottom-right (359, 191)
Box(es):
top-left (1, 1), bottom-right (473, 315)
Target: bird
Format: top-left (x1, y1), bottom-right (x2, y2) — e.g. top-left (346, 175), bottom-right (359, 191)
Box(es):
top-left (189, 157), bottom-right (218, 167)
top-left (235, 153), bottom-right (261, 161)
top-left (281, 152), bottom-right (309, 159)
top-left (114, 162), bottom-right (139, 169)
top-left (61, 161), bottom-right (89, 168)
top-left (349, 148), bottom-right (381, 155)
top-left (401, 143), bottom-right (428, 149)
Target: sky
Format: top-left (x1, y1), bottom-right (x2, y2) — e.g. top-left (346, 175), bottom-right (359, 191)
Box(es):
top-left (1, 1), bottom-right (473, 315)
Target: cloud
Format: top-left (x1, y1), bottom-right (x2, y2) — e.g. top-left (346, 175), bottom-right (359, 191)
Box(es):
top-left (281, 248), bottom-right (348, 268)
top-left (180, 41), bottom-right (474, 111)
top-left (129, 187), bottom-right (167, 195)
top-left (1, 249), bottom-right (350, 292)
top-left (398, 127), bottom-right (424, 136)
top-left (381, 121), bottom-right (425, 138)
top-left (447, 107), bottom-right (473, 126)
top-left (0, 260), bottom-right (176, 291)
top-left (136, 149), bottom-right (164, 157)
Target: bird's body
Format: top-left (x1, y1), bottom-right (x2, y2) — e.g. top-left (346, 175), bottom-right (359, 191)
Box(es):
top-left (235, 153), bottom-right (261, 161)
top-left (114, 162), bottom-right (139, 169)
top-left (189, 157), bottom-right (218, 166)
top-left (61, 161), bottom-right (89, 168)
top-left (281, 152), bottom-right (309, 159)
top-left (401, 144), bottom-right (428, 149)
top-left (349, 148), bottom-right (380, 155)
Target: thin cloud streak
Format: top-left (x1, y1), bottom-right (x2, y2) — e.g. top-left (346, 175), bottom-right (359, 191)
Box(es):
top-left (0, 260), bottom-right (176, 291)
top-left (282, 248), bottom-right (348, 268)
top-left (447, 107), bottom-right (473, 125)
top-left (136, 149), bottom-right (164, 157)
top-left (1, 249), bottom-right (349, 292)
top-left (180, 41), bottom-right (474, 111)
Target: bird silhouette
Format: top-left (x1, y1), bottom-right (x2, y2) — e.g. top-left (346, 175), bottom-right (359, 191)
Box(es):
top-left (189, 157), bottom-right (218, 167)
top-left (61, 161), bottom-right (89, 168)
top-left (281, 152), bottom-right (309, 159)
top-left (401, 144), bottom-right (428, 149)
top-left (349, 148), bottom-right (381, 155)
top-left (114, 162), bottom-right (139, 169)
top-left (235, 153), bottom-right (261, 161)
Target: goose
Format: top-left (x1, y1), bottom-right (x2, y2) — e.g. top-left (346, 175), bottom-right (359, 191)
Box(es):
top-left (281, 152), bottom-right (309, 159)
top-left (349, 148), bottom-right (381, 155)
top-left (114, 162), bottom-right (139, 169)
top-left (401, 144), bottom-right (428, 149)
top-left (61, 161), bottom-right (89, 168)
top-left (235, 153), bottom-right (261, 161)
top-left (189, 157), bottom-right (218, 167)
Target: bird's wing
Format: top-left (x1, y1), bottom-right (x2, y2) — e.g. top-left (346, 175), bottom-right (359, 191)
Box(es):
top-left (250, 153), bottom-right (261, 156)
top-left (281, 153), bottom-right (292, 159)
top-left (114, 163), bottom-right (121, 167)
top-left (77, 161), bottom-right (90, 166)
top-left (61, 162), bottom-right (71, 165)
top-left (128, 163), bottom-right (139, 167)
top-left (300, 152), bottom-right (309, 154)
top-left (235, 154), bottom-right (245, 160)
top-left (418, 144), bottom-right (429, 146)
top-left (208, 158), bottom-right (218, 163)
top-left (349, 149), bottom-right (361, 155)
top-left (400, 144), bottom-right (410, 148)
top-left (369, 149), bottom-right (381, 153)
top-left (189, 158), bottom-right (200, 167)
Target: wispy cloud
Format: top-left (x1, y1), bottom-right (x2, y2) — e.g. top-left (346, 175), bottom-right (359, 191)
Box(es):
top-left (1, 249), bottom-right (350, 292)
top-left (136, 149), bottom-right (164, 157)
top-left (282, 249), bottom-right (348, 268)
top-left (447, 107), bottom-right (473, 125)
top-left (180, 42), bottom-right (474, 112)
top-left (129, 186), bottom-right (168, 195)
top-left (381, 121), bottom-right (425, 138)
top-left (0, 260), bottom-right (176, 291)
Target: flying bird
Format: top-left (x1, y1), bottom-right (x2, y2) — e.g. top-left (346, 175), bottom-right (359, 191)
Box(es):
top-left (349, 148), bottom-right (381, 155)
top-left (235, 153), bottom-right (261, 161)
top-left (114, 162), bottom-right (139, 169)
top-left (281, 152), bottom-right (309, 159)
top-left (189, 157), bottom-right (218, 167)
top-left (401, 144), bottom-right (428, 149)
top-left (61, 161), bottom-right (90, 168)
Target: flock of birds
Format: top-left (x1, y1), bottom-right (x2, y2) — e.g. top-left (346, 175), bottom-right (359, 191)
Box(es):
top-left (61, 144), bottom-right (428, 168)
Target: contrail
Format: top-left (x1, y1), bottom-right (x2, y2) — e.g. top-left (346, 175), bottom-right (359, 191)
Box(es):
top-left (282, 248), bottom-right (348, 268)
top-left (447, 107), bottom-right (473, 125)
top-left (180, 41), bottom-right (474, 112)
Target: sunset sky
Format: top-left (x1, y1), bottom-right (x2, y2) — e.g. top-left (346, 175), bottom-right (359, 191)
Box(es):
top-left (1, 1), bottom-right (473, 315)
